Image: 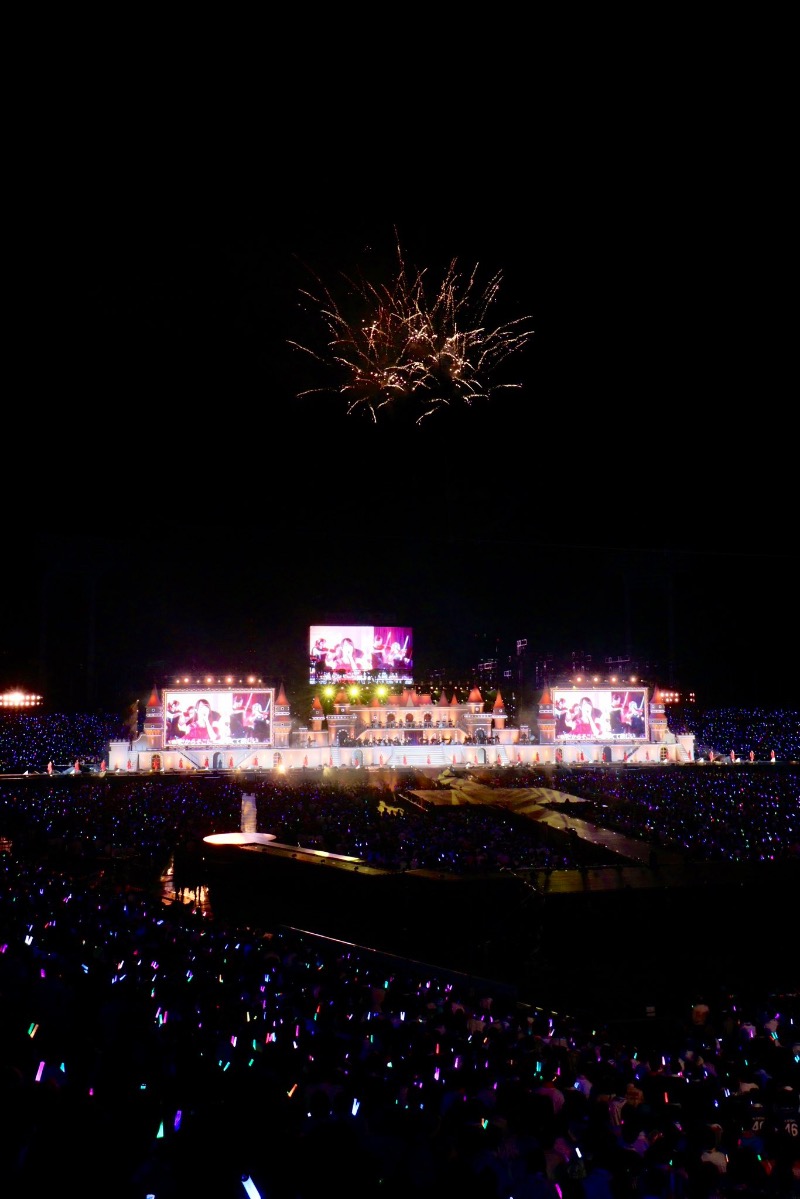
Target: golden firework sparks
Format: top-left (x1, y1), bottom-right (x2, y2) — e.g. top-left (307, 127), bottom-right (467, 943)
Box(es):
top-left (288, 233), bottom-right (534, 424)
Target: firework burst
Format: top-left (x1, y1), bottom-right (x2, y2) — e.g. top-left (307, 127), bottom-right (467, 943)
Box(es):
top-left (288, 235), bottom-right (534, 424)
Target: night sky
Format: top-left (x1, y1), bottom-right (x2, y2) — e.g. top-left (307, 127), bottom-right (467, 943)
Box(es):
top-left (5, 134), bottom-right (794, 713)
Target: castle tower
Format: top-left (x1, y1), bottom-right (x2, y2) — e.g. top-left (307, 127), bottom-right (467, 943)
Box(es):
top-left (273, 681), bottom-right (292, 748)
top-left (310, 695), bottom-right (325, 733)
top-left (537, 684), bottom-right (556, 744)
top-left (463, 685), bottom-right (492, 743)
top-left (649, 685), bottom-right (668, 744)
top-left (144, 684), bottom-right (162, 749)
top-left (326, 688), bottom-right (356, 744)
top-left (492, 689), bottom-right (507, 731)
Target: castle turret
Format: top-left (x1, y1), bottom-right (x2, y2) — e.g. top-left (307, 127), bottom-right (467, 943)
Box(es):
top-left (492, 689), bottom-right (507, 731)
top-left (537, 684), bottom-right (556, 744)
top-left (462, 685), bottom-right (493, 743)
top-left (649, 686), bottom-right (668, 743)
top-left (310, 695), bottom-right (325, 733)
top-left (322, 688), bottom-right (356, 744)
top-left (144, 684), bottom-right (162, 749)
top-left (273, 681), bottom-right (292, 747)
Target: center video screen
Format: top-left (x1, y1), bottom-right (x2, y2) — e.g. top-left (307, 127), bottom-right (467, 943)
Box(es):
top-left (309, 625), bottom-right (413, 684)
top-left (552, 688), bottom-right (648, 741)
top-left (163, 688), bottom-right (275, 748)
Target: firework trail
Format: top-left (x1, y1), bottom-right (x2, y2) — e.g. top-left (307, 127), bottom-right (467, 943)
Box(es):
top-left (288, 233), bottom-right (534, 424)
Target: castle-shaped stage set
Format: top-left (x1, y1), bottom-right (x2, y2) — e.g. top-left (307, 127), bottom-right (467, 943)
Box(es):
top-left (107, 680), bottom-right (695, 773)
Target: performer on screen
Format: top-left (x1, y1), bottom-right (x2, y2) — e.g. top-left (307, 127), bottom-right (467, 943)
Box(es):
top-left (610, 692), bottom-right (627, 736)
top-left (310, 637), bottom-right (330, 670)
top-left (167, 699), bottom-right (189, 740)
top-left (372, 628), bottom-right (410, 669)
top-left (325, 637), bottom-right (367, 674)
top-left (625, 697), bottom-right (645, 737)
top-left (251, 700), bottom-right (270, 741)
top-left (229, 695), bottom-right (247, 739)
top-left (571, 696), bottom-right (605, 738)
top-left (185, 698), bottom-right (222, 742)
top-left (382, 634), bottom-right (410, 668)
top-left (610, 692), bottom-right (645, 737)
top-left (554, 697), bottom-right (572, 736)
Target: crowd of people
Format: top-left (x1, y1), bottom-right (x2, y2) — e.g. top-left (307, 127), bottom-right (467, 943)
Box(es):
top-left (666, 706), bottom-right (800, 763)
top-left (0, 710), bottom-right (130, 773)
top-left (0, 773), bottom-right (581, 879)
top-left (1, 831), bottom-right (798, 1197)
top-left (534, 764), bottom-right (800, 864)
top-left (0, 708), bottom-right (798, 1196)
top-left (2, 703), bottom-right (799, 776)
top-left (4, 760), bottom-right (798, 881)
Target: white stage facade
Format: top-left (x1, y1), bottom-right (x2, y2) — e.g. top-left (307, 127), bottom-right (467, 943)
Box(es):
top-left (106, 680), bottom-right (695, 773)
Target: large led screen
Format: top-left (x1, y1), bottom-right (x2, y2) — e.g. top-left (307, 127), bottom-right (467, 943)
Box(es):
top-left (164, 688), bottom-right (274, 748)
top-left (309, 625), bottom-right (413, 683)
top-left (552, 688), bottom-right (648, 741)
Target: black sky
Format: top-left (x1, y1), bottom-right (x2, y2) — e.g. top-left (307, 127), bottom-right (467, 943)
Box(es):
top-left (4, 113), bottom-right (795, 713)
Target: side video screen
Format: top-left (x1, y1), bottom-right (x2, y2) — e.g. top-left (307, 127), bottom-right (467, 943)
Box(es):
top-left (163, 688), bottom-right (275, 748)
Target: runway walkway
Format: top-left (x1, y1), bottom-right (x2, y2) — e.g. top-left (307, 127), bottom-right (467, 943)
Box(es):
top-left (169, 777), bottom-right (796, 1020)
top-left (408, 779), bottom-right (769, 894)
